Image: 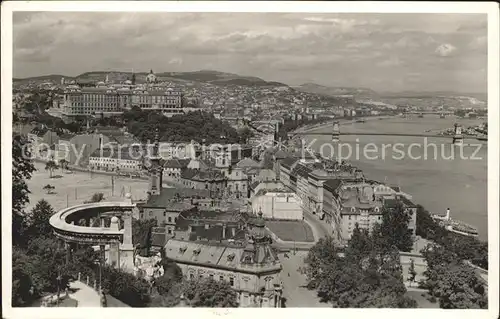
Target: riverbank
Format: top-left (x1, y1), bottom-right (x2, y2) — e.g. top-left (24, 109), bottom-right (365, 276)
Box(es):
top-left (302, 117), bottom-right (487, 241)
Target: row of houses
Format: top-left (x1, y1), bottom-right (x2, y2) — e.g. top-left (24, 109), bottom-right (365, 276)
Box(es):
top-left (261, 149), bottom-right (418, 245)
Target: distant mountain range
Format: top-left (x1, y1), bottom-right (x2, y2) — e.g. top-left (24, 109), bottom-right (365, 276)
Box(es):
top-left (294, 82), bottom-right (378, 98)
top-left (13, 70), bottom-right (289, 87)
top-left (13, 70), bottom-right (487, 107)
top-left (379, 90), bottom-right (487, 101)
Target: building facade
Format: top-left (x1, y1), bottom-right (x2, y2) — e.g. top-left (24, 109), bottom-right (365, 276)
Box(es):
top-left (251, 190), bottom-right (303, 220)
top-left (164, 212), bottom-right (283, 308)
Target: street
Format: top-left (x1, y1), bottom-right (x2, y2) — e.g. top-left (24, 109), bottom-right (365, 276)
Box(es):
top-left (303, 209), bottom-right (331, 239)
top-left (278, 251), bottom-right (328, 307)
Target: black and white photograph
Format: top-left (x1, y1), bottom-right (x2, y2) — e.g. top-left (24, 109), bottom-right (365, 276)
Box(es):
top-left (2, 1), bottom-right (498, 317)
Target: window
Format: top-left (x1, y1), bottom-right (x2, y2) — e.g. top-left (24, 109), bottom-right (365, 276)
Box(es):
top-left (348, 215), bottom-right (351, 220)
top-left (229, 277), bottom-right (234, 287)
top-left (168, 229), bottom-right (172, 234)
top-left (168, 217), bottom-right (172, 223)
top-left (190, 273), bottom-right (194, 280)
top-left (163, 212), bottom-right (166, 217)
top-left (199, 274), bottom-right (203, 280)
top-left (219, 275), bottom-right (224, 281)
top-left (209, 274), bottom-right (214, 280)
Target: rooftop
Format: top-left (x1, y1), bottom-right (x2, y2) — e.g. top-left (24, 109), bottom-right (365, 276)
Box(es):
top-left (140, 188), bottom-right (211, 208)
top-left (164, 239), bottom-right (281, 274)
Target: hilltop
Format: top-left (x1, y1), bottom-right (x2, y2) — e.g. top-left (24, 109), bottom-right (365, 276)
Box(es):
top-left (294, 82), bottom-right (378, 98)
top-left (14, 70), bottom-right (289, 87)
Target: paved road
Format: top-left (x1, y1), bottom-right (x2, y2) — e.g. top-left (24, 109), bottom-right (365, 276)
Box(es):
top-left (278, 251), bottom-right (328, 308)
top-left (303, 209), bottom-right (331, 239)
top-left (68, 281), bottom-right (101, 307)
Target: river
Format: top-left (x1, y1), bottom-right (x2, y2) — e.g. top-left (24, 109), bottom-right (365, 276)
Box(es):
top-left (304, 116), bottom-right (488, 240)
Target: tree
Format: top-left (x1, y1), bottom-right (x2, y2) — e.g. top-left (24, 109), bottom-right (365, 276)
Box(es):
top-left (101, 265), bottom-right (151, 307)
top-left (132, 218), bottom-right (157, 256)
top-left (430, 262), bottom-right (487, 309)
top-left (43, 184), bottom-right (55, 194)
top-left (238, 127), bottom-right (254, 144)
top-left (45, 160), bottom-right (59, 178)
top-left (59, 159), bottom-right (68, 171)
top-left (377, 203), bottom-right (413, 252)
top-left (88, 192), bottom-right (105, 203)
top-left (12, 134), bottom-right (36, 247)
top-left (12, 247), bottom-right (35, 306)
top-left (154, 259), bottom-right (183, 296)
top-left (303, 227), bottom-right (417, 308)
top-left (408, 259), bottom-right (417, 287)
top-left (26, 199), bottom-right (56, 239)
top-left (24, 237), bottom-right (70, 296)
top-left (184, 278), bottom-right (238, 307)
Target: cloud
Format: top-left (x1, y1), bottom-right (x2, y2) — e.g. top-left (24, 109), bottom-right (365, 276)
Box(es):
top-left (377, 56), bottom-right (402, 67)
top-left (468, 36), bottom-right (487, 50)
top-left (12, 12), bottom-right (487, 93)
top-left (168, 58), bottom-right (183, 65)
top-left (435, 43), bottom-right (457, 57)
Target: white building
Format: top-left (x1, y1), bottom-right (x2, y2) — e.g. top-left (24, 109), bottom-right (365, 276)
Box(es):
top-left (251, 190), bottom-right (303, 220)
top-left (88, 147), bottom-right (143, 173)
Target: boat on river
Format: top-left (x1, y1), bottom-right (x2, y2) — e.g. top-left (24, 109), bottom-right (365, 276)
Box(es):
top-left (431, 208), bottom-right (479, 238)
top-left (477, 135), bottom-right (488, 141)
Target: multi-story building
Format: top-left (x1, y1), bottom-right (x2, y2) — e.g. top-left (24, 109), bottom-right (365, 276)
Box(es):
top-left (292, 163), bottom-right (313, 209)
top-left (322, 180), bottom-right (417, 245)
top-left (307, 162), bottom-right (364, 219)
top-left (337, 184), bottom-right (383, 244)
top-left (225, 166), bottom-right (250, 199)
top-left (180, 169), bottom-right (227, 197)
top-left (322, 179), bottom-right (343, 241)
top-left (163, 212), bottom-right (283, 308)
top-left (278, 157), bottom-right (299, 191)
top-left (163, 159), bottom-right (191, 180)
top-left (131, 86), bottom-right (186, 116)
top-left (61, 85), bottom-right (125, 119)
top-left (61, 71), bottom-right (197, 120)
top-left (158, 141), bottom-right (197, 160)
top-left (250, 189), bottom-right (303, 220)
top-left (198, 144), bottom-right (253, 170)
top-left (88, 146), bottom-right (144, 173)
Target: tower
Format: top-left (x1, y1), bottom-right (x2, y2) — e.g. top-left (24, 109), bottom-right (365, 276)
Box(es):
top-left (332, 120), bottom-right (340, 143)
top-left (148, 127), bottom-right (163, 195)
top-left (452, 123), bottom-right (463, 145)
top-left (131, 73), bottom-right (136, 85)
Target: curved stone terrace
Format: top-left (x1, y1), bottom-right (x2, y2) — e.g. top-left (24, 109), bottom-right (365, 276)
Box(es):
top-left (49, 201), bottom-right (135, 245)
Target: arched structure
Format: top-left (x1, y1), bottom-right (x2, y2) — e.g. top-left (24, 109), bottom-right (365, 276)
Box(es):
top-left (49, 196), bottom-right (135, 271)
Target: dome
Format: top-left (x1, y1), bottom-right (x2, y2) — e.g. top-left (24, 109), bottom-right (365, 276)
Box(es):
top-left (125, 193), bottom-right (132, 199)
top-left (110, 216), bottom-right (119, 224)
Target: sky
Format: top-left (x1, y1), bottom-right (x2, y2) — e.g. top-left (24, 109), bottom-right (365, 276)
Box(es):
top-left (13, 12), bottom-right (487, 93)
